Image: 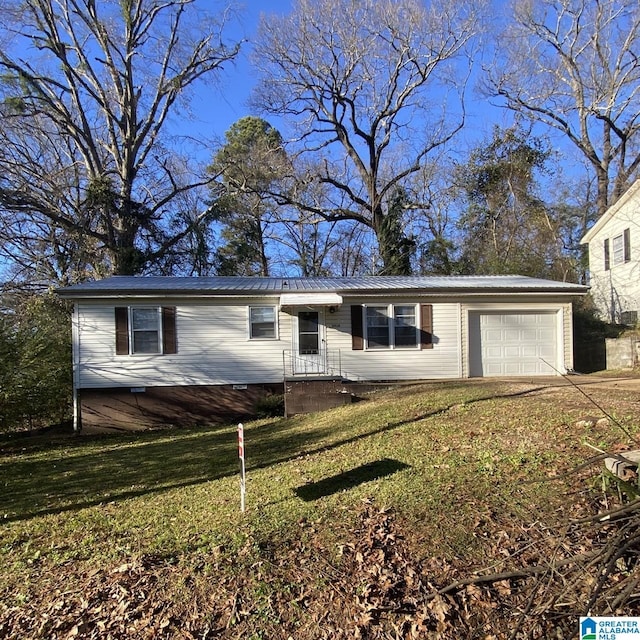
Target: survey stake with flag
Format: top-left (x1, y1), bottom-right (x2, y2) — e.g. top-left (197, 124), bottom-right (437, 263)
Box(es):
top-left (238, 423), bottom-right (246, 513)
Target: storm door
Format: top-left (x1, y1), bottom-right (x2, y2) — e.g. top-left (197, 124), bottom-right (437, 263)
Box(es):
top-left (293, 310), bottom-right (327, 375)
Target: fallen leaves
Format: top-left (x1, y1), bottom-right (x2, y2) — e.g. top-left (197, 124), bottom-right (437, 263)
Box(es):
top-left (2, 498), bottom-right (640, 639)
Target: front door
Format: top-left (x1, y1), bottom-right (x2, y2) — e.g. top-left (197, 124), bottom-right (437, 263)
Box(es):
top-left (293, 310), bottom-right (326, 375)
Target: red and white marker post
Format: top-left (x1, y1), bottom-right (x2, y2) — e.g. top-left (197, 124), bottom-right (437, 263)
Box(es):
top-left (238, 423), bottom-right (246, 513)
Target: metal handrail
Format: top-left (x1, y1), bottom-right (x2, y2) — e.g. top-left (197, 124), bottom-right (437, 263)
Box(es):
top-left (283, 348), bottom-right (342, 378)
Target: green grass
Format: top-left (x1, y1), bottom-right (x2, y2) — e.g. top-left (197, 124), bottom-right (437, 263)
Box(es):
top-left (1, 378), bottom-right (637, 612)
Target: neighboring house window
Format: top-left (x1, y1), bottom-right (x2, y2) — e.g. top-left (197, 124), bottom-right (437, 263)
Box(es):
top-left (621, 310), bottom-right (638, 327)
top-left (351, 304), bottom-right (433, 350)
top-left (249, 306), bottom-right (277, 339)
top-left (613, 233), bottom-right (624, 265)
top-left (615, 228), bottom-right (631, 264)
top-left (609, 228), bottom-right (631, 267)
top-left (604, 238), bottom-right (610, 271)
top-left (115, 306), bottom-right (177, 355)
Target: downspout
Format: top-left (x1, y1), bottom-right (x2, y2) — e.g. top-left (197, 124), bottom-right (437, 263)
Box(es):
top-left (72, 303), bottom-right (81, 432)
top-left (609, 268), bottom-right (615, 324)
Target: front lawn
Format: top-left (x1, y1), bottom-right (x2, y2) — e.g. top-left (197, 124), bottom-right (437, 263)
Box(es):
top-left (1, 377), bottom-right (639, 638)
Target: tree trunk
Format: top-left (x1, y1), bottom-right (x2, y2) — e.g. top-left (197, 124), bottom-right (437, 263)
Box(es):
top-left (373, 200), bottom-right (414, 276)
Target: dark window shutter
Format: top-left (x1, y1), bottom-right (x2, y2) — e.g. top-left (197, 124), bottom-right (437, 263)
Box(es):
top-left (115, 307), bottom-right (129, 355)
top-left (420, 304), bottom-right (434, 349)
top-left (351, 305), bottom-right (364, 350)
top-left (162, 307), bottom-right (177, 354)
top-left (624, 228), bottom-right (631, 262)
top-left (604, 238), bottom-right (610, 270)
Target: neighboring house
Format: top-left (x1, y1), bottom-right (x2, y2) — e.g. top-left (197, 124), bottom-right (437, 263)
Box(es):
top-left (580, 179), bottom-right (640, 325)
top-left (57, 275), bottom-right (587, 431)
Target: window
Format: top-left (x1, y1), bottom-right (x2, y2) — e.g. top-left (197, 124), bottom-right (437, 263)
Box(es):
top-left (609, 228), bottom-right (631, 268)
top-left (365, 304), bottom-right (418, 349)
top-left (249, 306), bottom-right (277, 339)
top-left (131, 308), bottom-right (161, 353)
top-left (394, 305), bottom-right (417, 347)
top-left (351, 304), bottom-right (433, 351)
top-left (613, 233), bottom-right (625, 265)
top-left (115, 306), bottom-right (176, 355)
top-left (620, 310), bottom-right (638, 327)
top-left (366, 306), bottom-right (391, 348)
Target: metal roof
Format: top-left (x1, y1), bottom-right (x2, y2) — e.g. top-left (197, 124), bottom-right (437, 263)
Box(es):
top-left (56, 275), bottom-right (588, 298)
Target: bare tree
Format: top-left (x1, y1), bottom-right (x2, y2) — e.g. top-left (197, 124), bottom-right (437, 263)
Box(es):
top-left (0, 0), bottom-right (241, 282)
top-left (252, 0), bottom-right (482, 274)
top-left (484, 0), bottom-right (640, 217)
top-left (405, 161), bottom-right (460, 275)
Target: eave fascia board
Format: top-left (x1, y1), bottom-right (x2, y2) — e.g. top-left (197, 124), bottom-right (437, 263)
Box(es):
top-left (580, 178), bottom-right (640, 244)
top-left (57, 288), bottom-right (589, 302)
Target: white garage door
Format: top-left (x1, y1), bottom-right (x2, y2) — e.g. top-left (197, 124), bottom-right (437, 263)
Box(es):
top-left (469, 311), bottom-right (558, 377)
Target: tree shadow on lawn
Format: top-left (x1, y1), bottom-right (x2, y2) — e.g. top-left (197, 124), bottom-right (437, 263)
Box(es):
top-left (0, 383), bottom-right (559, 523)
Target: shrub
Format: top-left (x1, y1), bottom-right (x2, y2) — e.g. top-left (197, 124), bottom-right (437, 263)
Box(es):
top-left (255, 393), bottom-right (284, 418)
top-left (0, 293), bottom-right (72, 432)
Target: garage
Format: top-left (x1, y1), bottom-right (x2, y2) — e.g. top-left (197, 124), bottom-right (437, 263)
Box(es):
top-left (468, 311), bottom-right (558, 376)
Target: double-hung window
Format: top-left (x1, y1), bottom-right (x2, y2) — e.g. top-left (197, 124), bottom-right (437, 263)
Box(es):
top-left (393, 305), bottom-right (418, 347)
top-left (131, 308), bottom-right (161, 354)
top-left (351, 304), bottom-right (433, 351)
top-left (612, 228), bottom-right (631, 266)
top-left (249, 306), bottom-right (277, 339)
top-left (115, 306), bottom-right (177, 355)
top-left (365, 304), bottom-right (419, 349)
top-left (366, 306), bottom-right (391, 348)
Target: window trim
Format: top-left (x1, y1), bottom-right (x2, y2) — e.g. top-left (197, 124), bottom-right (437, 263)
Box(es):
top-left (612, 233), bottom-right (625, 266)
top-left (115, 306), bottom-right (177, 356)
top-left (393, 304), bottom-right (419, 348)
top-left (130, 306), bottom-right (162, 355)
top-left (363, 303), bottom-right (420, 350)
top-left (248, 305), bottom-right (278, 340)
top-left (608, 228), bottom-right (631, 268)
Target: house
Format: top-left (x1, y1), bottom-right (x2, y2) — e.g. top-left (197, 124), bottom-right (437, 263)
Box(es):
top-left (56, 275), bottom-right (588, 432)
top-left (580, 179), bottom-right (640, 325)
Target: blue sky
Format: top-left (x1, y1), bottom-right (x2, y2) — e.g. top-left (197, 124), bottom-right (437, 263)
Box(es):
top-left (183, 1), bottom-right (513, 153)
top-left (182, 2), bottom-right (294, 146)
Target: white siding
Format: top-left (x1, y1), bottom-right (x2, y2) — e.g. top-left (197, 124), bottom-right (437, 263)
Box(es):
top-left (77, 298), bottom-right (462, 388)
top-left (562, 302), bottom-right (574, 370)
top-left (77, 297), bottom-right (289, 388)
top-left (330, 300), bottom-right (461, 381)
top-left (585, 187), bottom-right (640, 323)
top-left (75, 295), bottom-right (576, 388)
